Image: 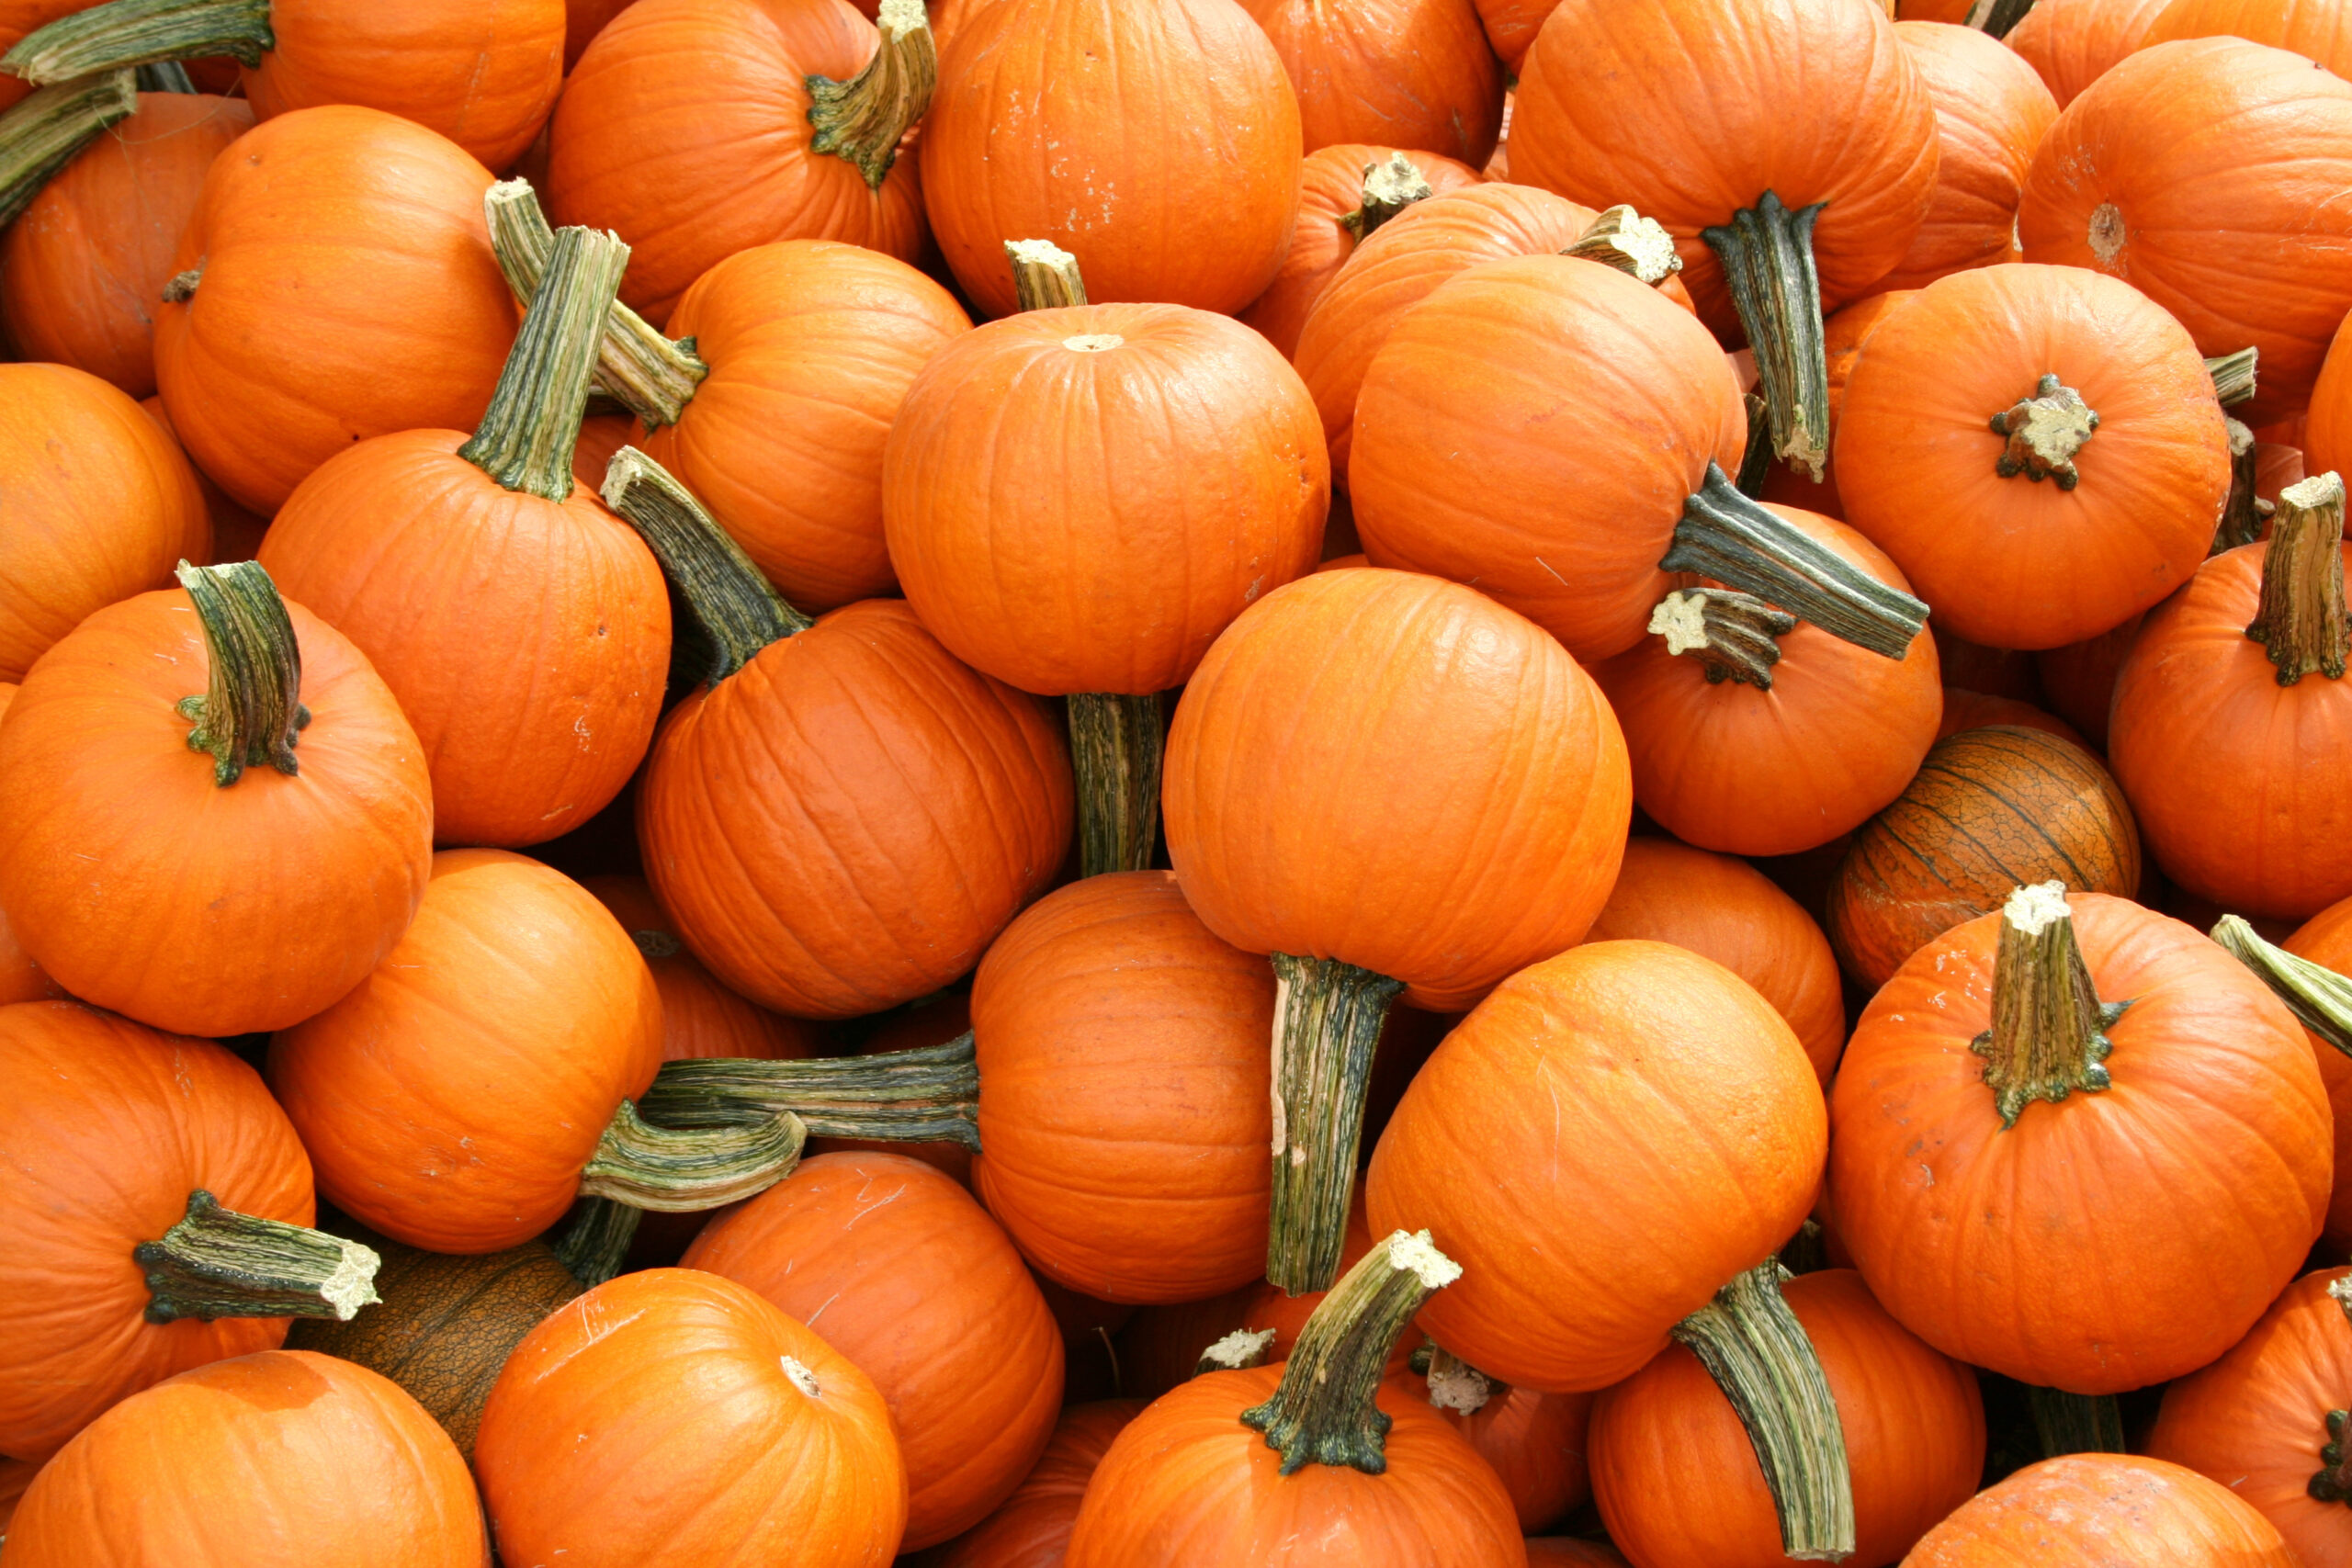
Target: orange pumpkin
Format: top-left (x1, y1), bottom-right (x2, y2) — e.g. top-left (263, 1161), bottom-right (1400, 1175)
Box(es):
top-left (2035, 611), bottom-right (2143, 748)
top-left (1238, 0), bottom-right (1502, 166)
top-left (921, 1401), bottom-right (1146, 1568)
top-left (582, 874), bottom-right (820, 1064)
top-left (2141, 0), bottom-right (2352, 75)
top-left (1935, 688), bottom-right (2088, 746)
top-left (2006, 0), bottom-right (2175, 107)
top-left (1525, 1545), bottom-right (1627, 1568)
top-left (2301, 285), bottom-right (2352, 481)
top-left (564, 0), bottom-right (633, 66)
top-left (1880, 22), bottom-right (2058, 290)
top-left (1754, 288), bottom-right (1921, 523)
top-left (0, 684), bottom-right (54, 1007)
top-left (1903, 1454), bottom-right (2298, 1565)
top-left (1470, 0), bottom-right (1556, 72)
top-left (140, 396), bottom-right (267, 564)
top-left (1389, 1364), bottom-right (1596, 1536)
top-left (2278, 896), bottom-right (2352, 1252)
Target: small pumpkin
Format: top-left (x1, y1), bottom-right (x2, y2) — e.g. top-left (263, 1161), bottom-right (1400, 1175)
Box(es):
top-left (918, 1401), bottom-right (1147, 1568)
top-left (1392, 1355), bottom-right (1596, 1536)
top-left (1903, 1454), bottom-right (2298, 1566)
top-left (582, 874), bottom-right (820, 1064)
top-left (1238, 0), bottom-right (1502, 167)
top-left (2005, 0), bottom-right (2175, 106)
top-left (1935, 689), bottom-right (2087, 747)
top-left (1880, 22), bottom-right (2059, 289)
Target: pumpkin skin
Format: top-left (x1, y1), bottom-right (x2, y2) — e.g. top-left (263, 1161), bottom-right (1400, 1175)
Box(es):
top-left (2281, 897), bottom-right (2352, 1253)
top-left (1162, 568), bottom-right (1633, 1013)
top-left (971, 871), bottom-right (1275, 1305)
top-left (154, 106), bottom-right (515, 514)
top-left (0, 686), bottom-right (55, 1008)
top-left (920, 0), bottom-right (1303, 319)
top-left (884, 303), bottom-right (1328, 697)
top-left (1366, 941), bottom-right (1826, 1393)
top-left (1826, 727), bottom-right (2143, 989)
top-left (639, 241), bottom-right (971, 613)
top-left (637, 598), bottom-right (1073, 1019)
top-left (476, 1269), bottom-right (908, 1568)
top-left (920, 1401), bottom-right (1147, 1568)
top-left (564, 0), bottom-right (634, 65)
top-left (2142, 0), bottom-right (2352, 75)
top-left (1754, 288), bottom-right (1921, 523)
top-left (684, 1152), bottom-right (1064, 1551)
top-left (6, 1350), bottom-right (489, 1568)
top-left (1584, 836), bottom-right (1846, 1083)
top-left (1880, 23), bottom-right (2060, 290)
top-left (1828, 893), bottom-right (2329, 1393)
top-left (2035, 611), bottom-right (2143, 749)
top-left (582, 874), bottom-right (821, 1062)
top-left (0, 1004), bottom-right (322, 1462)
top-left (0, 362), bottom-right (209, 683)
top-left (269, 849), bottom-right (664, 1254)
top-left (140, 397), bottom-right (268, 565)
top-left (2006, 0), bottom-right (2175, 107)
top-left (1903, 1454), bottom-right (2299, 1566)
top-left (2302, 290), bottom-right (2352, 482)
top-left (1471, 0), bottom-right (1557, 72)
top-left (1238, 0), bottom-right (1503, 166)
top-left (0, 588), bottom-right (431, 1038)
top-left (1588, 1269), bottom-right (1984, 1568)
top-left (1837, 265), bottom-right (2231, 650)
top-left (1935, 689), bottom-right (2087, 747)
top-left (1399, 1379), bottom-right (1595, 1537)
top-left (0, 1455), bottom-right (32, 1532)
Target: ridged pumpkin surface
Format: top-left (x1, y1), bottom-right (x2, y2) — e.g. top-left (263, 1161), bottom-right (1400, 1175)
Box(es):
top-left (1881, 23), bottom-right (2058, 289)
top-left (1903, 1454), bottom-right (2298, 1566)
top-left (922, 1401), bottom-right (1145, 1568)
top-left (1238, 0), bottom-right (1502, 166)
top-left (2005, 0), bottom-right (2173, 107)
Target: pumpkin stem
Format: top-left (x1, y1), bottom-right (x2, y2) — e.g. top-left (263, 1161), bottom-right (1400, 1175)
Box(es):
top-left (133, 58), bottom-right (192, 90)
top-left (136, 1190), bottom-right (382, 1325)
top-left (1702, 191), bottom-right (1831, 481)
top-left (1648, 587), bottom-right (1796, 690)
top-left (1240, 1230), bottom-right (1462, 1474)
top-left (1970, 882), bottom-right (2124, 1128)
top-left (1006, 238), bottom-right (1089, 310)
top-left (1198, 1327), bottom-right (1279, 1375)
top-left (2029, 1387), bottom-right (2126, 1457)
top-left (1266, 955), bottom-right (1406, 1294)
top-left (1663, 462), bottom-right (1929, 661)
top-left (602, 446), bottom-right (811, 686)
top-left (2245, 471), bottom-right (2349, 685)
top-left (1566, 204), bottom-right (1684, 286)
top-left (1070, 692), bottom-right (1165, 877)
top-left (1736, 392), bottom-right (1774, 500)
top-left (1964, 0), bottom-right (2038, 38)
top-left (161, 264), bottom-right (200, 301)
top-left (1340, 152), bottom-right (1433, 242)
top-left (484, 179), bottom-right (707, 431)
top-left (2213, 419), bottom-right (2274, 556)
top-left (175, 559), bottom-right (311, 788)
top-left (1989, 373), bottom-right (2098, 490)
top-left (549, 1197), bottom-right (643, 1289)
top-left (2207, 346), bottom-right (2259, 408)
top-left (806, 0), bottom-right (933, 191)
top-left (578, 1099), bottom-right (808, 1212)
top-left (458, 224), bottom-right (625, 502)
top-left (2211, 914), bottom-right (2352, 1059)
top-left (1423, 1345), bottom-right (1500, 1415)
top-left (1, 0), bottom-right (272, 83)
top-left (1672, 1259), bottom-right (1858, 1562)
top-left (0, 67), bottom-right (133, 225)
top-left (633, 1032), bottom-right (983, 1152)
top-left (2308, 1280), bottom-right (2352, 1504)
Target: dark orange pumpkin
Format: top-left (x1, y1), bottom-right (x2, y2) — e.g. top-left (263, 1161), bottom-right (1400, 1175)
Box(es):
top-left (564, 0), bottom-right (633, 67)
top-left (1238, 0), bottom-right (1502, 167)
top-left (2006, 0), bottom-right (2174, 107)
top-left (1935, 688), bottom-right (2087, 747)
top-left (2035, 611), bottom-right (2143, 748)
top-left (920, 1401), bottom-right (1146, 1568)
top-left (1881, 22), bottom-right (2058, 289)
top-left (1388, 1363), bottom-right (1595, 1537)
top-left (1525, 1544), bottom-right (1627, 1568)
top-left (1903, 1454), bottom-right (2298, 1565)
top-left (582, 874), bottom-right (821, 1064)
top-left (2278, 896), bottom-right (2352, 1252)
top-left (1470, 0), bottom-right (1556, 72)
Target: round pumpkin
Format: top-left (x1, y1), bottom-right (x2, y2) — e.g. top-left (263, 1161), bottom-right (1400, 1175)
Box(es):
top-left (2006, 0), bottom-right (2175, 107)
top-left (1393, 1368), bottom-right (1596, 1537)
top-left (1754, 288), bottom-right (1922, 523)
top-left (582, 874), bottom-right (820, 1063)
top-left (139, 395), bottom-right (266, 565)
top-left (922, 1401), bottom-right (1146, 1568)
top-left (2141, 0), bottom-right (2352, 75)
top-left (1880, 22), bottom-right (2059, 289)
top-left (2278, 896), bottom-right (2352, 1253)
top-left (1935, 688), bottom-right (2087, 746)
top-left (0, 683), bottom-right (54, 1007)
top-left (1903, 1454), bottom-right (2299, 1566)
top-left (1238, 0), bottom-right (1502, 166)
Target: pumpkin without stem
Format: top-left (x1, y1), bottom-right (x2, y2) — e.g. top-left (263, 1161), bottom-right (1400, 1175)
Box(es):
top-left (2006, 0), bottom-right (2174, 107)
top-left (2141, 0), bottom-right (2352, 76)
top-left (1880, 23), bottom-right (2058, 290)
top-left (1238, 0), bottom-right (1502, 167)
top-left (1904, 1454), bottom-right (2298, 1566)
top-left (918, 1401), bottom-right (1146, 1568)
top-left (582, 874), bottom-right (821, 1063)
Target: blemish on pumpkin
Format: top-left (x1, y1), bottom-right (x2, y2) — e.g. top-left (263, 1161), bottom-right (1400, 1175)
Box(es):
top-left (2087, 203), bottom-right (2126, 265)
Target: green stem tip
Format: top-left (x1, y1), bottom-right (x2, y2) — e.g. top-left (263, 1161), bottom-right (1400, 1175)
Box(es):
top-left (1069, 692), bottom-right (1164, 878)
top-left (0, 67), bottom-right (135, 228)
top-left (577, 1099), bottom-right (808, 1213)
top-left (136, 1190), bottom-right (381, 1325)
top-left (1566, 204), bottom-right (1683, 286)
top-left (1648, 586), bottom-right (1796, 690)
top-left (1990, 372), bottom-right (2097, 490)
top-left (1970, 882), bottom-right (2123, 1128)
top-left (2213, 418), bottom-right (2272, 556)
top-left (1340, 152), bottom-right (1433, 242)
top-left (1006, 238), bottom-right (1088, 310)
top-left (458, 224), bottom-right (628, 502)
top-left (2207, 346), bottom-right (2259, 409)
top-left (806, 0), bottom-right (934, 190)
top-left (175, 559), bottom-right (310, 788)
top-left (1267, 955), bottom-right (1405, 1295)
top-left (549, 1196), bottom-right (643, 1290)
top-left (3, 0), bottom-right (272, 84)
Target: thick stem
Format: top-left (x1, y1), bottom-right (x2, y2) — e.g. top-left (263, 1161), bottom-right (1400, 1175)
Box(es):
top-left (1969, 882), bottom-right (2123, 1128)
top-left (1069, 692), bottom-right (1164, 877)
top-left (1736, 391), bottom-right (1774, 501)
top-left (1199, 1327), bottom-right (1278, 1375)
top-left (634, 1033), bottom-right (982, 1152)
top-left (135, 1190), bottom-right (381, 1325)
top-left (2211, 915), bottom-right (2352, 1060)
top-left (1267, 956), bottom-right (1405, 1294)
top-left (1989, 372), bottom-right (2098, 490)
top-left (1662, 462), bottom-right (1929, 662)
top-left (1781, 1218), bottom-right (1828, 1277)
top-left (132, 58), bottom-right (192, 90)
top-left (1672, 1261), bottom-right (1857, 1562)
top-left (577, 1099), bottom-right (808, 1213)
top-left (549, 1197), bottom-right (642, 1289)
top-left (2, 0), bottom-right (272, 84)
top-left (1340, 152), bottom-right (1433, 241)
top-left (1966, 0), bottom-right (2039, 37)
top-left (602, 446), bottom-right (810, 686)
top-left (805, 0), bottom-right (933, 190)
top-left (2245, 471), bottom-right (2349, 685)
top-left (1005, 238), bottom-right (1088, 310)
top-left (1702, 191), bottom-right (1831, 481)
top-left (2214, 418), bottom-right (2273, 555)
top-left (0, 68), bottom-right (135, 227)
top-left (1566, 204), bottom-right (1683, 286)
top-left (174, 560), bottom-right (310, 787)
top-left (2310, 1279), bottom-right (2352, 1504)
top-left (1648, 587), bottom-right (1796, 690)
top-left (2208, 346), bottom-right (2259, 409)
top-left (458, 225), bottom-right (626, 502)
top-left (1424, 1346), bottom-right (1498, 1416)
top-left (483, 180), bottom-right (707, 430)
top-left (1241, 1230), bottom-right (1462, 1474)
top-left (161, 264), bottom-right (200, 301)
top-left (2029, 1387), bottom-right (2125, 1457)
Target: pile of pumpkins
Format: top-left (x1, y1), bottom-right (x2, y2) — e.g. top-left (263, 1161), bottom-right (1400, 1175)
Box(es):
top-left (7, 0), bottom-right (2352, 1562)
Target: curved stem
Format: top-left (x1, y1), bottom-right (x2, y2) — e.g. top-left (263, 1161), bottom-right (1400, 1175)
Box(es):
top-left (136, 1190), bottom-right (381, 1325)
top-left (1736, 391), bottom-right (1773, 501)
top-left (602, 446), bottom-right (809, 686)
top-left (2311, 1279), bottom-right (2352, 1504)
top-left (1566, 204), bottom-right (1684, 286)
top-left (1340, 152), bottom-right (1433, 242)
top-left (1648, 587), bottom-right (1795, 690)
top-left (577, 1099), bottom-right (808, 1213)
top-left (1006, 238), bottom-right (1088, 310)
top-left (1671, 1260), bottom-right (1856, 1562)
top-left (1990, 373), bottom-right (2098, 490)
top-left (549, 1197), bottom-right (642, 1289)
top-left (1970, 882), bottom-right (2123, 1128)
top-left (2029, 1387), bottom-right (2124, 1457)
top-left (2211, 915), bottom-right (2352, 1059)
top-left (2207, 347), bottom-right (2259, 409)
top-left (1663, 462), bottom-right (1929, 661)
top-left (1241, 1230), bottom-right (1461, 1474)
top-left (2, 0), bottom-right (272, 84)
top-left (175, 560), bottom-right (310, 787)
top-left (0, 68), bottom-right (135, 227)
top-left (634, 1033), bottom-right (982, 1152)
top-left (1702, 191), bottom-right (1830, 481)
top-left (2246, 471), bottom-right (2348, 685)
top-left (1965, 0), bottom-right (2038, 37)
top-left (1069, 692), bottom-right (1163, 877)
top-left (484, 180), bottom-right (707, 430)
top-left (806, 0), bottom-right (933, 191)
top-left (458, 225), bottom-right (625, 502)
top-left (1199, 1326), bottom-right (1278, 1375)
top-left (1267, 955), bottom-right (1405, 1294)
top-left (2214, 419), bottom-right (2273, 555)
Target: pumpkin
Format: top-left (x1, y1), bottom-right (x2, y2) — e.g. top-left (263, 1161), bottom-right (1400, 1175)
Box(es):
top-left (476, 1268), bottom-right (908, 1567)
top-left (1238, 0), bottom-right (1502, 167)
top-left (2109, 473), bottom-right (2352, 919)
top-left (2301, 285), bottom-right (2352, 482)
top-left (805, 990), bottom-right (979, 1183)
top-left (1828, 886), bottom-right (2329, 1392)
top-left (6, 1350), bottom-right (487, 1567)
top-left (1393, 1358), bottom-right (1595, 1536)
top-left (0, 562), bottom-right (431, 1037)
top-left (1827, 727), bottom-right (2143, 989)
top-left (0, 91), bottom-right (252, 397)
top-left (564, 0), bottom-right (633, 66)
top-left (1510, 0), bottom-right (1939, 479)
top-left (1112, 1285), bottom-right (1265, 1404)
top-left (1903, 1454), bottom-right (2299, 1566)
top-left (154, 106), bottom-right (516, 514)
top-left (920, 0), bottom-right (1302, 318)
top-left (1936, 689), bottom-right (2088, 747)
top-left (582, 874), bottom-right (820, 1063)
top-left (1239, 143), bottom-right (1484, 360)
top-left (140, 396), bottom-right (266, 564)
top-left (2035, 612), bottom-right (2143, 748)
top-left (0, 360), bottom-right (207, 682)
top-left (1471, 0), bottom-right (1556, 72)
top-left (0, 684), bottom-right (55, 1007)
top-left (2006, 0), bottom-right (2170, 104)
top-left (684, 1151), bottom-right (1063, 1550)
top-left (1880, 22), bottom-right (2059, 290)
top-left (1162, 567), bottom-right (1633, 1291)
top-left (2273, 897), bottom-right (2352, 1253)
top-left (2141, 0), bottom-right (2352, 74)
top-left (1837, 265), bottom-right (2232, 649)
top-left (971, 871), bottom-right (1275, 1305)
top-left (1584, 836), bottom-right (1847, 1083)
top-left (919, 1401), bottom-right (1147, 1568)
top-left (1754, 288), bottom-right (1921, 523)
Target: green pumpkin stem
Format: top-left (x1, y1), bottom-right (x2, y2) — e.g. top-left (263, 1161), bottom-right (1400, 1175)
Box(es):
top-left (175, 559), bottom-right (311, 787)
top-left (458, 224), bottom-right (626, 502)
top-left (2211, 915), bottom-right (2352, 1059)
top-left (634, 1033), bottom-right (982, 1152)
top-left (1340, 152), bottom-right (1433, 242)
top-left (2245, 471), bottom-right (2349, 685)
top-left (132, 58), bottom-right (192, 90)
top-left (0, 68), bottom-right (134, 226)
top-left (1, 0), bottom-right (272, 84)
top-left (1663, 462), bottom-right (1929, 661)
top-left (2029, 1387), bottom-right (2126, 1457)
top-left (1648, 587), bottom-right (1796, 690)
top-left (2308, 1279), bottom-right (2352, 1504)
top-left (601, 446), bottom-right (811, 686)
top-left (1006, 237), bottom-right (1088, 310)
top-left (1069, 692), bottom-right (1165, 877)
top-left (549, 1197), bottom-right (643, 1289)
top-left (1566, 204), bottom-right (1683, 286)
top-left (2213, 419), bottom-right (2273, 555)
top-left (577, 1099), bottom-right (808, 1213)
top-left (806, 0), bottom-right (933, 191)
top-left (1736, 392), bottom-right (1774, 500)
top-left (1241, 1230), bottom-right (1463, 1473)
top-left (1702, 191), bottom-right (1830, 482)
top-left (1266, 955), bottom-right (1406, 1294)
top-left (1970, 882), bottom-right (2124, 1128)
top-left (2207, 346), bottom-right (2259, 408)
top-left (1989, 373), bottom-right (2098, 490)
top-left (136, 1190), bottom-right (381, 1325)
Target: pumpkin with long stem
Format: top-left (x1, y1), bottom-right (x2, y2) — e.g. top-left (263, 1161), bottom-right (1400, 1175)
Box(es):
top-left (1904, 1454), bottom-right (2299, 1565)
top-left (2004, 0), bottom-right (2172, 106)
top-left (1238, 0), bottom-right (1501, 167)
top-left (1881, 21), bottom-right (2058, 289)
top-left (885, 243), bottom-right (1326, 878)
top-left (922, 1401), bottom-right (1147, 1568)
top-left (0, 68), bottom-right (133, 228)
top-left (0, 1002), bottom-right (383, 1462)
